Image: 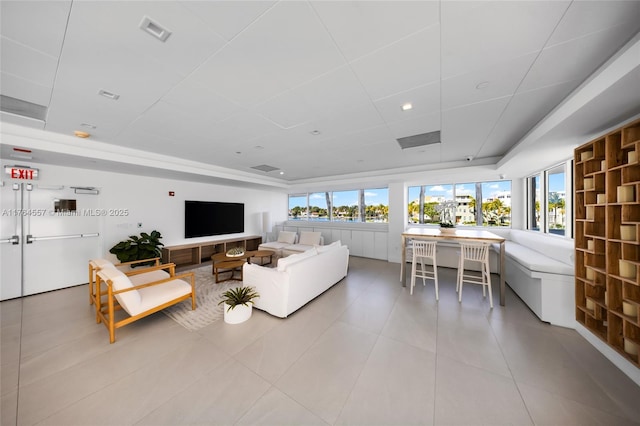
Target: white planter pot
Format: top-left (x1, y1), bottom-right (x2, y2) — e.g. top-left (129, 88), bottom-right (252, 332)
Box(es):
top-left (223, 302), bottom-right (253, 324)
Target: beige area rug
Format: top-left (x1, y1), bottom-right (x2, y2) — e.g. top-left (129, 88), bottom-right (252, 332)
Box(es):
top-left (162, 264), bottom-right (244, 331)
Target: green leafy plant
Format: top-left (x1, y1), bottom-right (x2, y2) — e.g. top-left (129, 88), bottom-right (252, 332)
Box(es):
top-left (218, 286), bottom-right (259, 312)
top-left (109, 230), bottom-right (164, 266)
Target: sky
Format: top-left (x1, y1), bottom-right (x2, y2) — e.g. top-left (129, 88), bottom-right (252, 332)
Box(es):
top-left (408, 180), bottom-right (512, 202)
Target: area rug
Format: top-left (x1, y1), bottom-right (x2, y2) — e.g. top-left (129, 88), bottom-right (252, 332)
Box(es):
top-left (162, 264), bottom-right (244, 331)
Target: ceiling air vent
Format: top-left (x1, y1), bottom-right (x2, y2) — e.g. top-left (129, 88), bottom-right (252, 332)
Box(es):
top-left (251, 164), bottom-right (280, 173)
top-left (397, 130), bottom-right (441, 150)
top-left (0, 95), bottom-right (47, 121)
top-left (139, 16), bottom-right (172, 42)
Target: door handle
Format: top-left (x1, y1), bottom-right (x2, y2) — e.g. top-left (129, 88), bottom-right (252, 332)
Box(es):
top-left (26, 234), bottom-right (33, 244)
top-left (0, 235), bottom-right (20, 244)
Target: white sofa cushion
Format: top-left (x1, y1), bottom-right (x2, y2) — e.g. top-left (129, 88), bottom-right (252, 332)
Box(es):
top-left (97, 267), bottom-right (141, 315)
top-left (277, 231), bottom-right (297, 244)
top-left (505, 241), bottom-right (574, 275)
top-left (298, 231), bottom-right (322, 246)
top-left (317, 240), bottom-right (341, 253)
top-left (89, 258), bottom-right (114, 269)
top-left (136, 279), bottom-right (192, 316)
top-left (509, 230), bottom-right (574, 267)
top-left (277, 248), bottom-right (318, 271)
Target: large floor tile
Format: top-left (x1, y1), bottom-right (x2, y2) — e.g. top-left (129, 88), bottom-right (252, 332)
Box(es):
top-left (518, 382), bottom-right (640, 426)
top-left (275, 321), bottom-right (377, 424)
top-left (380, 289), bottom-right (438, 353)
top-left (36, 337), bottom-right (229, 425)
top-left (434, 355), bottom-right (533, 425)
top-left (235, 306), bottom-right (333, 383)
top-left (336, 335), bottom-right (436, 425)
top-left (136, 358), bottom-right (270, 425)
top-left (236, 386), bottom-right (328, 426)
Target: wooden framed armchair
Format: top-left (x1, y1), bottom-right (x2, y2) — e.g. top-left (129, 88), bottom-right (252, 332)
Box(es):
top-left (88, 257), bottom-right (163, 306)
top-left (95, 263), bottom-right (195, 343)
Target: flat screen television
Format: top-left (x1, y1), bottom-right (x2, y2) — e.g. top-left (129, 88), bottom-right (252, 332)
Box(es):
top-left (185, 201), bottom-right (244, 238)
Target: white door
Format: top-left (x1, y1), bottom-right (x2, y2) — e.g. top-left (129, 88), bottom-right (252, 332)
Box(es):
top-left (0, 183), bottom-right (102, 300)
top-left (0, 182), bottom-right (23, 300)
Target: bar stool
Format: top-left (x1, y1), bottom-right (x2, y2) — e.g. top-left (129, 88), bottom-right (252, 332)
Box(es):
top-left (410, 240), bottom-right (439, 300)
top-left (457, 242), bottom-right (492, 308)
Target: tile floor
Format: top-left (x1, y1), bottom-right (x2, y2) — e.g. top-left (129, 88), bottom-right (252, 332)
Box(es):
top-left (2, 256), bottom-right (640, 425)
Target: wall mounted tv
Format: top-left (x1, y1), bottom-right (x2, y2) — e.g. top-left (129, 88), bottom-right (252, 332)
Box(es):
top-left (185, 201), bottom-right (244, 238)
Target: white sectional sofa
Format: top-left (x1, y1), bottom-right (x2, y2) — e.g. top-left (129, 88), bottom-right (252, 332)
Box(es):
top-left (259, 230), bottom-right (324, 258)
top-left (243, 241), bottom-right (349, 318)
top-left (491, 229), bottom-right (575, 328)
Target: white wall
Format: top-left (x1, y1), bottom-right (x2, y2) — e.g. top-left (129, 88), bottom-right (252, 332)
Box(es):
top-left (1, 162), bottom-right (288, 257)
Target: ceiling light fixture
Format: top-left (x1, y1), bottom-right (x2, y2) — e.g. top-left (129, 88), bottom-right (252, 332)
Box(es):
top-left (254, 145), bottom-right (264, 150)
top-left (74, 130), bottom-right (90, 138)
top-left (401, 103), bottom-right (413, 111)
top-left (279, 171), bottom-right (284, 175)
top-left (139, 16), bottom-right (172, 42)
top-left (98, 89), bottom-right (120, 100)
top-left (81, 123), bottom-right (96, 129)
top-left (310, 130), bottom-right (321, 135)
top-left (475, 81), bottom-right (490, 90)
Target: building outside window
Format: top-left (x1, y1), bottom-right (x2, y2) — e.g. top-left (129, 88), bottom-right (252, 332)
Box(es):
top-left (527, 161), bottom-right (571, 237)
top-left (408, 180), bottom-right (511, 227)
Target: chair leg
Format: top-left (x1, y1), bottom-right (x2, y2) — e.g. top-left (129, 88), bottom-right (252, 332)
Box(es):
top-left (433, 261), bottom-right (439, 301)
top-left (420, 258), bottom-right (427, 287)
top-left (486, 265), bottom-right (493, 309)
top-left (410, 256), bottom-right (417, 295)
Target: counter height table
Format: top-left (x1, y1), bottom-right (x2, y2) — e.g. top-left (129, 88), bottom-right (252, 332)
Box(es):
top-left (401, 228), bottom-right (507, 306)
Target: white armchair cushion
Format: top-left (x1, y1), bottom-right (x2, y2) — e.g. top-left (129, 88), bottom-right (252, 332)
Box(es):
top-left (277, 231), bottom-right (297, 244)
top-left (97, 267), bottom-right (141, 315)
top-left (298, 231), bottom-right (322, 246)
top-left (89, 258), bottom-right (114, 269)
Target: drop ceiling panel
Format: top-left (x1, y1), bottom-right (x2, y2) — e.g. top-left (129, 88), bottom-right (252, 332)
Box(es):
top-left (161, 80), bottom-right (242, 123)
top-left (0, 1), bottom-right (71, 57)
top-left (179, 0), bottom-right (276, 41)
top-left (188, 1), bottom-right (344, 107)
top-left (441, 53), bottom-right (537, 110)
top-left (519, 24), bottom-right (640, 92)
top-left (310, 0), bottom-right (439, 61)
top-left (256, 66), bottom-right (374, 129)
top-left (440, 97), bottom-right (511, 162)
top-left (374, 82), bottom-right (440, 124)
top-left (546, 1), bottom-right (640, 46)
top-left (351, 26), bottom-right (440, 101)
top-left (0, 37), bottom-right (59, 90)
top-left (66, 1), bottom-right (227, 78)
top-left (481, 80), bottom-right (578, 159)
top-left (441, 1), bottom-right (570, 78)
top-left (0, 72), bottom-right (51, 107)
top-left (388, 112), bottom-right (441, 142)
top-left (220, 111), bottom-right (282, 141)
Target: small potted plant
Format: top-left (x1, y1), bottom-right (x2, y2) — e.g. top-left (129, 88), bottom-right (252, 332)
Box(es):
top-left (218, 286), bottom-right (259, 324)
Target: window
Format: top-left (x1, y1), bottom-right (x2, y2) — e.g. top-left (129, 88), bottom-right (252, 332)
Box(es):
top-left (308, 192), bottom-right (329, 221)
top-left (288, 188), bottom-right (389, 223)
top-left (407, 180), bottom-right (511, 227)
top-left (288, 194), bottom-right (307, 220)
top-left (547, 165), bottom-right (566, 235)
top-left (526, 161), bottom-right (571, 236)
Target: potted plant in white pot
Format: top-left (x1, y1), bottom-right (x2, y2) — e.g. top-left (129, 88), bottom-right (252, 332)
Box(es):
top-left (218, 286), bottom-right (259, 324)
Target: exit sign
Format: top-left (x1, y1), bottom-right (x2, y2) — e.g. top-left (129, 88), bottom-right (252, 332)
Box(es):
top-left (5, 166), bottom-right (39, 180)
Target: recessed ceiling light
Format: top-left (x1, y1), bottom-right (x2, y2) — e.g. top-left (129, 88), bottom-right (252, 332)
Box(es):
top-left (81, 123), bottom-right (96, 129)
top-left (310, 130), bottom-right (321, 135)
top-left (235, 151), bottom-right (242, 155)
top-left (279, 171), bottom-right (284, 175)
top-left (74, 130), bottom-right (90, 138)
top-left (98, 89), bottom-right (120, 100)
top-left (254, 145), bottom-right (264, 150)
top-left (401, 103), bottom-right (413, 111)
top-left (475, 81), bottom-right (490, 90)
top-left (139, 16), bottom-right (172, 42)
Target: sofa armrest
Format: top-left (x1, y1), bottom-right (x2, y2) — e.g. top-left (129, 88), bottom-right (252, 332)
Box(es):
top-left (243, 263), bottom-right (290, 317)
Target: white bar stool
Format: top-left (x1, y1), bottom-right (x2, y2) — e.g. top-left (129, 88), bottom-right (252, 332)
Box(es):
top-left (410, 240), bottom-right (439, 300)
top-left (457, 242), bottom-right (493, 308)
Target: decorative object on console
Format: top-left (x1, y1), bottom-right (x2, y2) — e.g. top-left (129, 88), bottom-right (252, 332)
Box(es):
top-left (226, 246), bottom-right (245, 257)
top-left (109, 230), bottom-right (163, 266)
top-left (437, 201), bottom-right (457, 232)
top-left (218, 286), bottom-right (260, 324)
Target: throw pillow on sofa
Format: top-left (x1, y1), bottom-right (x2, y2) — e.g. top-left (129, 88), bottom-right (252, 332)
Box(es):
top-left (277, 231), bottom-right (297, 244)
top-left (298, 231), bottom-right (322, 246)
